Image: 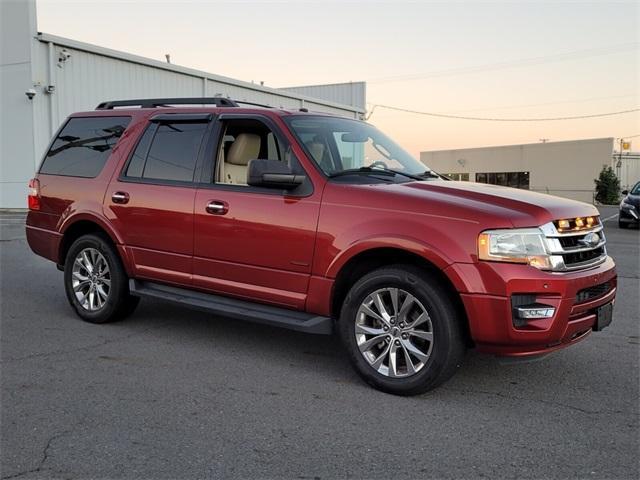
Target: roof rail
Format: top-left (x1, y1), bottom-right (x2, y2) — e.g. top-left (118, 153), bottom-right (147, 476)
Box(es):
top-left (233, 100), bottom-right (275, 109)
top-left (95, 97), bottom-right (240, 110)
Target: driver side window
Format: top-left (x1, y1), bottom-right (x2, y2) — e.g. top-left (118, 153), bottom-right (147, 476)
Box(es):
top-left (214, 119), bottom-right (285, 186)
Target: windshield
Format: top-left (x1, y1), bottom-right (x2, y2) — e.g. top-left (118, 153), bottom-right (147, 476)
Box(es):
top-left (284, 115), bottom-right (434, 178)
top-left (631, 182), bottom-right (640, 195)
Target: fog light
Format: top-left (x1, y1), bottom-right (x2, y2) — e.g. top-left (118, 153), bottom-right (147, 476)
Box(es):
top-left (516, 305), bottom-right (556, 319)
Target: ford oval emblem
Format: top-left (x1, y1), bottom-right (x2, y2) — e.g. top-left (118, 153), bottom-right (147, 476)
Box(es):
top-left (579, 232), bottom-right (601, 248)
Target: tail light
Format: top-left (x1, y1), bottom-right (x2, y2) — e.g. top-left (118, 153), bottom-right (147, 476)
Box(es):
top-left (28, 178), bottom-right (41, 210)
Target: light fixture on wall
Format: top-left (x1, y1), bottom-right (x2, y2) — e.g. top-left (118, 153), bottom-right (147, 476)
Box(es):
top-left (57, 49), bottom-right (71, 68)
top-left (457, 158), bottom-right (466, 167)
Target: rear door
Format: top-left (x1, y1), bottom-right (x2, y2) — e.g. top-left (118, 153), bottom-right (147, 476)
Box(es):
top-left (106, 113), bottom-right (212, 285)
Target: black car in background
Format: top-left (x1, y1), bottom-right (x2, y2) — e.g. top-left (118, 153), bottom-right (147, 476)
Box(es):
top-left (619, 181), bottom-right (640, 228)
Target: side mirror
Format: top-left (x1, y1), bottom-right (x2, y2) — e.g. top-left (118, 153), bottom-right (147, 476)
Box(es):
top-left (247, 159), bottom-right (305, 189)
top-left (621, 190), bottom-right (629, 195)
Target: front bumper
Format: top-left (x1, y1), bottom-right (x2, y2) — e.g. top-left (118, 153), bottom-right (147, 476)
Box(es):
top-left (451, 256), bottom-right (617, 356)
top-left (619, 206), bottom-right (639, 224)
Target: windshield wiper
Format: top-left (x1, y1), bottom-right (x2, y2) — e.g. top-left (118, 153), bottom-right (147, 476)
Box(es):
top-left (328, 167), bottom-right (423, 181)
top-left (328, 167), bottom-right (396, 179)
top-left (383, 168), bottom-right (424, 181)
top-left (418, 170), bottom-right (444, 179)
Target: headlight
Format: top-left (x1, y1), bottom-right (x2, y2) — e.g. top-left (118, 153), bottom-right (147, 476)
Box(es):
top-left (478, 228), bottom-right (554, 270)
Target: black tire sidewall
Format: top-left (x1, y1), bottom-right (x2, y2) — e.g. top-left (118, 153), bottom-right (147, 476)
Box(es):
top-left (63, 234), bottom-right (129, 323)
top-left (338, 266), bottom-right (463, 395)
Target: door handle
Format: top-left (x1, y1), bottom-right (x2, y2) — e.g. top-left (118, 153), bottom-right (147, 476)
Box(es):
top-left (206, 200), bottom-right (229, 215)
top-left (112, 191), bottom-right (130, 204)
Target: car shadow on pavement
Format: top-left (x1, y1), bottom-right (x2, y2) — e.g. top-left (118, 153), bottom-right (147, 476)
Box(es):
top-left (105, 296), bottom-right (594, 400)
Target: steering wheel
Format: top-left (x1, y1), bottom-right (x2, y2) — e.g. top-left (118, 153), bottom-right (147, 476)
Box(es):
top-left (369, 160), bottom-right (388, 170)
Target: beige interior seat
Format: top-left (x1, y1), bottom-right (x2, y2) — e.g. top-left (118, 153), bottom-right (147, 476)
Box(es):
top-left (305, 139), bottom-right (334, 172)
top-left (221, 133), bottom-right (261, 184)
top-left (305, 141), bottom-right (325, 164)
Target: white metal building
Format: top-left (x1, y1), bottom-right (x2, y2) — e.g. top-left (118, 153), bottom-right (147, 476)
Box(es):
top-left (0, 0), bottom-right (365, 209)
top-left (614, 151), bottom-right (640, 191)
top-left (281, 82), bottom-right (366, 113)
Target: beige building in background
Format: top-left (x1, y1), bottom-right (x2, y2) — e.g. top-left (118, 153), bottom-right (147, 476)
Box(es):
top-left (420, 138), bottom-right (619, 204)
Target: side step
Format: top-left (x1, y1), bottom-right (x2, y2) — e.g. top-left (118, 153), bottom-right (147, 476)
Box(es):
top-left (129, 280), bottom-right (333, 335)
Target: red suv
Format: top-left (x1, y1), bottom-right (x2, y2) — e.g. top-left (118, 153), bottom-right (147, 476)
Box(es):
top-left (26, 97), bottom-right (617, 395)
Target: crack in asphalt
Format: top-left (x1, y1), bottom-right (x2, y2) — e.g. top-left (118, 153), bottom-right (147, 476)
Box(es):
top-left (0, 322), bottom-right (172, 364)
top-left (449, 387), bottom-right (639, 416)
top-left (1, 430), bottom-right (68, 480)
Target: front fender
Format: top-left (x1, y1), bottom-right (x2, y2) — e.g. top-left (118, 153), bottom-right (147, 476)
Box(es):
top-left (324, 234), bottom-right (454, 279)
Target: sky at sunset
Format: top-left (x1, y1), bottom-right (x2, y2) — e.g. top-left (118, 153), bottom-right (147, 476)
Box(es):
top-left (37, 0), bottom-right (639, 157)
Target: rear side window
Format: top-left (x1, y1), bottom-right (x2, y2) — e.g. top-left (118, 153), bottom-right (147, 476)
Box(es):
top-left (124, 121), bottom-right (207, 183)
top-left (124, 126), bottom-right (154, 178)
top-left (40, 116), bottom-right (131, 177)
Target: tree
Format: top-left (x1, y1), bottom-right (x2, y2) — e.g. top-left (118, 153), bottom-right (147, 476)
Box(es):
top-left (594, 166), bottom-right (620, 205)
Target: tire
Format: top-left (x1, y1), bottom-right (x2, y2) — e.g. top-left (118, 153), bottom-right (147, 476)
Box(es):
top-left (63, 234), bottom-right (139, 323)
top-left (338, 265), bottom-right (466, 395)
top-left (618, 220), bottom-right (629, 229)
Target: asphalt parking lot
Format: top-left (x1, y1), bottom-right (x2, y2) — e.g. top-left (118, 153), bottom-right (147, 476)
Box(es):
top-left (1, 206), bottom-right (638, 479)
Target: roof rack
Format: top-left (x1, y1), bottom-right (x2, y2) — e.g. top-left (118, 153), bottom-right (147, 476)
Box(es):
top-left (95, 97), bottom-right (240, 110)
top-left (234, 100), bottom-right (275, 109)
top-left (95, 97), bottom-right (277, 110)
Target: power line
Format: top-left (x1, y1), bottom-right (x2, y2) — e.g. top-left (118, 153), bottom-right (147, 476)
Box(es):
top-left (440, 93), bottom-right (638, 115)
top-left (368, 43), bottom-right (639, 84)
top-left (621, 133), bottom-right (640, 139)
top-left (366, 104), bottom-right (640, 121)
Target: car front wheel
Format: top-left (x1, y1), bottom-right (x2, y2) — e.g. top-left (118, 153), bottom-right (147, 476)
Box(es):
top-left (338, 265), bottom-right (466, 395)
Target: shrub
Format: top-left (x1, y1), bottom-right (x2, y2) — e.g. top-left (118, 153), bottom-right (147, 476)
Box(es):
top-left (594, 166), bottom-right (620, 205)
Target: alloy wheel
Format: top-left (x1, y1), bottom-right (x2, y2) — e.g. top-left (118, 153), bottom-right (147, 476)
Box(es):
top-left (355, 287), bottom-right (434, 378)
top-left (71, 248), bottom-right (111, 311)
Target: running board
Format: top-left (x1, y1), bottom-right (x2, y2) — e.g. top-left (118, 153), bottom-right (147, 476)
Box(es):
top-left (129, 280), bottom-right (333, 335)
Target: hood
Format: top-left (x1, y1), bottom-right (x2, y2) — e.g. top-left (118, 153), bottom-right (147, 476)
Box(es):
top-left (356, 180), bottom-right (599, 228)
top-left (623, 192), bottom-right (640, 208)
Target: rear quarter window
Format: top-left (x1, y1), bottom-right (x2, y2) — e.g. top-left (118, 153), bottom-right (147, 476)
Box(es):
top-left (40, 116), bottom-right (131, 177)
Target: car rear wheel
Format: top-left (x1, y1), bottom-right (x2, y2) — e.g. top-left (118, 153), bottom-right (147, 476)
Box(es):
top-left (338, 265), bottom-right (466, 395)
top-left (64, 234), bottom-right (139, 323)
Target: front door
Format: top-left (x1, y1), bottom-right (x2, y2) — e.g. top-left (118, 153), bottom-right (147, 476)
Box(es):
top-left (193, 115), bottom-right (321, 309)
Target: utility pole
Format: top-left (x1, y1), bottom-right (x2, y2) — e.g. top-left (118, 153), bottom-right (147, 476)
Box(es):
top-left (616, 138), bottom-right (624, 180)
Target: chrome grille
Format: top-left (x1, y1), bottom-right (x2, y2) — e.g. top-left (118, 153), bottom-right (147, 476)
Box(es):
top-left (540, 219), bottom-right (608, 272)
top-left (562, 246), bottom-right (605, 267)
top-left (558, 236), bottom-right (584, 249)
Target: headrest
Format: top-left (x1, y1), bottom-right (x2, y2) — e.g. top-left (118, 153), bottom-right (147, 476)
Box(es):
top-left (227, 133), bottom-right (260, 166)
top-left (305, 141), bottom-right (325, 163)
